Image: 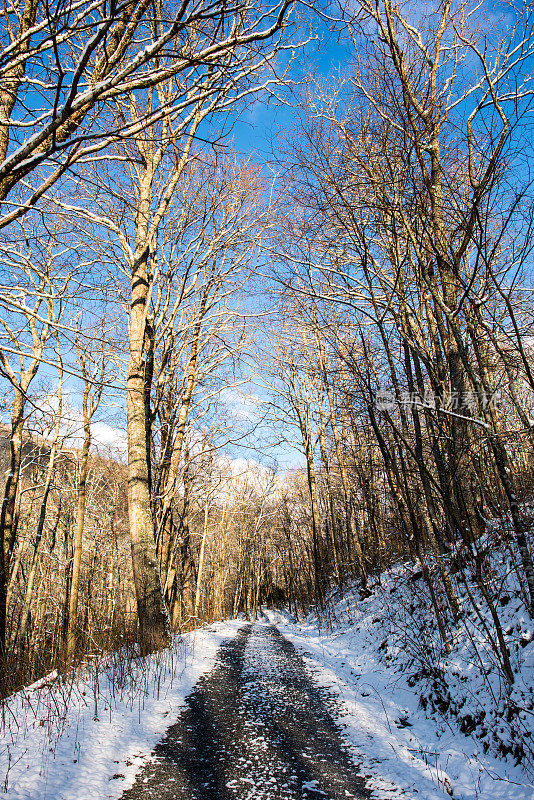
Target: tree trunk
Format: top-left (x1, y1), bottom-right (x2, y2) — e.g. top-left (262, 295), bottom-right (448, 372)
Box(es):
top-left (0, 389), bottom-right (25, 652)
top-left (66, 385), bottom-right (91, 664)
top-left (194, 497), bottom-right (210, 619)
top-left (18, 427), bottom-right (61, 647)
top-left (127, 177), bottom-right (170, 652)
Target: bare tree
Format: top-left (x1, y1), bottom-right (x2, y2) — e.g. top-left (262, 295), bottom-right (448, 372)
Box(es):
top-left (0, 0), bottom-right (296, 228)
top-left (66, 323), bottom-right (107, 664)
top-left (0, 223), bottom-right (74, 652)
top-left (50, 83), bottom-right (270, 648)
top-left (17, 351), bottom-right (65, 650)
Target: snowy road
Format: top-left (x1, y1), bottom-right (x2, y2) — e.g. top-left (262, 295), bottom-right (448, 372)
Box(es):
top-left (120, 623), bottom-right (371, 800)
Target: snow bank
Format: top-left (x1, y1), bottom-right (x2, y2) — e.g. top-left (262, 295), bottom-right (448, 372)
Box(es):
top-left (0, 620), bottom-right (243, 800)
top-left (267, 559), bottom-right (534, 800)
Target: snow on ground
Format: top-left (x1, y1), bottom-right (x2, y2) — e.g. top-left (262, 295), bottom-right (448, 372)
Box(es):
top-left (0, 620), bottom-right (243, 800)
top-left (267, 562), bottom-right (534, 800)
top-left (3, 556), bottom-right (533, 800)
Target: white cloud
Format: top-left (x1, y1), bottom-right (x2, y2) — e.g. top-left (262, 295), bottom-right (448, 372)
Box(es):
top-left (217, 387), bottom-right (264, 422)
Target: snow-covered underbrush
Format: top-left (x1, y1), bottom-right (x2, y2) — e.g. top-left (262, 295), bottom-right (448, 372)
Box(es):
top-left (269, 538), bottom-right (534, 800)
top-left (378, 558), bottom-right (534, 772)
top-left (0, 620), bottom-right (243, 799)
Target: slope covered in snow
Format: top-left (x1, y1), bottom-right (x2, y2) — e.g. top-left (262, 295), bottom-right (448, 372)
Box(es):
top-left (268, 553), bottom-right (534, 800)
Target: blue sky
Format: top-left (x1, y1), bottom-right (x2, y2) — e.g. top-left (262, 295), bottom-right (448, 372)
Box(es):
top-left (3, 1), bottom-right (533, 475)
top-left (227, 16), bottom-right (354, 166)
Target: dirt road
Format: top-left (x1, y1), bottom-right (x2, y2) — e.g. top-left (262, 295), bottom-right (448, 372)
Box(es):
top-left (120, 623), bottom-right (371, 799)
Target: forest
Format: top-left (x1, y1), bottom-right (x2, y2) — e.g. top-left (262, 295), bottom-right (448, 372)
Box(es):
top-left (0, 0), bottom-right (534, 796)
